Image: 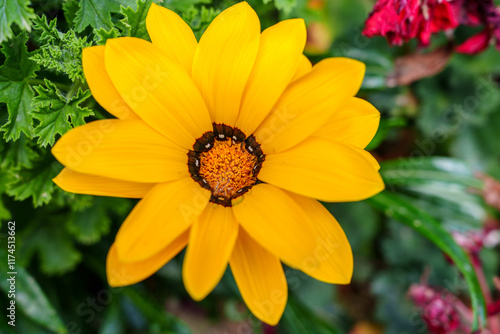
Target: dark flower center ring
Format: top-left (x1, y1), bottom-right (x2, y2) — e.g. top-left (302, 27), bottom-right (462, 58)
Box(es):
top-left (188, 123), bottom-right (265, 207)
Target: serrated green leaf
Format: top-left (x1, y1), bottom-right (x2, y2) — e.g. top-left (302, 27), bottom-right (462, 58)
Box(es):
top-left (67, 197), bottom-right (130, 244)
top-left (74, 0), bottom-right (137, 32)
top-left (162, 0), bottom-right (211, 12)
top-left (94, 27), bottom-right (120, 45)
top-left (6, 155), bottom-right (62, 207)
top-left (0, 133), bottom-right (38, 169)
top-left (32, 80), bottom-right (93, 147)
top-left (31, 16), bottom-right (92, 82)
top-left (274, 0), bottom-right (296, 14)
top-left (0, 249), bottom-right (67, 333)
top-left (62, 0), bottom-right (80, 26)
top-left (182, 6), bottom-right (219, 40)
top-left (0, 0), bottom-right (36, 43)
top-left (120, 0), bottom-right (153, 39)
top-left (368, 191), bottom-right (487, 331)
top-left (0, 32), bottom-right (39, 141)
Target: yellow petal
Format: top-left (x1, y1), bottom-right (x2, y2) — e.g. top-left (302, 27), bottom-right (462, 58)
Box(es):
top-left (286, 192), bottom-right (353, 284)
top-left (313, 97), bottom-right (380, 149)
top-left (191, 2), bottom-right (260, 125)
top-left (230, 228), bottom-right (287, 326)
top-left (146, 3), bottom-right (197, 74)
top-left (290, 54), bottom-right (312, 82)
top-left (82, 46), bottom-right (137, 120)
top-left (183, 205), bottom-right (239, 300)
top-left (232, 183), bottom-right (319, 270)
top-left (254, 58), bottom-right (366, 154)
top-left (107, 230), bottom-right (189, 287)
top-left (53, 168), bottom-right (154, 198)
top-left (105, 37), bottom-right (212, 149)
top-left (236, 19), bottom-right (306, 135)
top-left (355, 147), bottom-right (380, 171)
top-left (52, 119), bottom-right (188, 183)
top-left (259, 137), bottom-right (384, 202)
top-left (115, 178), bottom-right (210, 263)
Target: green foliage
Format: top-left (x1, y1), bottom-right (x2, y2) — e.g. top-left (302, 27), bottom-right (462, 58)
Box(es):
top-left (368, 191), bottom-right (487, 330)
top-left (74, 0), bottom-right (137, 32)
top-left (32, 80), bottom-right (93, 146)
top-left (0, 31), bottom-right (39, 141)
top-left (0, 249), bottom-right (67, 333)
top-left (0, 0), bottom-right (36, 43)
top-left (31, 16), bottom-right (92, 82)
top-left (67, 197), bottom-right (131, 244)
top-left (182, 6), bottom-right (220, 40)
top-left (119, 0), bottom-right (153, 40)
top-left (6, 154), bottom-right (61, 207)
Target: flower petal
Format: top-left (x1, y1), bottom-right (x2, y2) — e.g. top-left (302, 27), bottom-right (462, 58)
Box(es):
top-left (232, 183), bottom-right (318, 270)
top-left (290, 54), bottom-right (312, 82)
top-left (82, 46), bottom-right (137, 120)
top-left (286, 192), bottom-right (353, 284)
top-left (183, 205), bottom-right (239, 300)
top-left (236, 19), bottom-right (306, 136)
top-left (254, 58), bottom-right (366, 154)
top-left (52, 119), bottom-right (188, 183)
top-left (115, 178), bottom-right (210, 263)
top-left (191, 2), bottom-right (260, 125)
top-left (355, 147), bottom-right (380, 171)
top-left (105, 37), bottom-right (212, 149)
top-left (313, 97), bottom-right (380, 149)
top-left (259, 137), bottom-right (384, 202)
top-left (53, 168), bottom-right (155, 198)
top-left (230, 228), bottom-right (287, 326)
top-left (107, 230), bottom-right (189, 287)
top-left (146, 3), bottom-right (197, 73)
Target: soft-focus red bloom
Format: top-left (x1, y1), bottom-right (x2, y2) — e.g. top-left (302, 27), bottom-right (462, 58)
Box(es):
top-left (362, 0), bottom-right (458, 46)
top-left (453, 0), bottom-right (500, 54)
top-left (408, 284), bottom-right (461, 334)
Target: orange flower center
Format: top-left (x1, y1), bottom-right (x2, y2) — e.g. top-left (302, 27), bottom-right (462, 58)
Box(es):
top-left (199, 140), bottom-right (257, 199)
top-left (188, 124), bottom-right (265, 207)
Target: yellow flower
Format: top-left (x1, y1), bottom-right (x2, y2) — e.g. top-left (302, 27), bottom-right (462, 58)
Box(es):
top-left (52, 1), bottom-right (384, 325)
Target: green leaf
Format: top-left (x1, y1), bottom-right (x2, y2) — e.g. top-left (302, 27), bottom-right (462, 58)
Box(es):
top-left (19, 219), bottom-right (82, 275)
top-left (94, 27), bottom-right (120, 45)
top-left (0, 32), bottom-right (39, 141)
top-left (0, 249), bottom-right (67, 333)
top-left (120, 0), bottom-right (153, 39)
top-left (274, 0), bottom-right (296, 14)
top-left (182, 6), bottom-right (219, 40)
top-left (62, 0), bottom-right (80, 26)
top-left (367, 191), bottom-right (487, 330)
top-left (74, 0), bottom-right (137, 32)
top-left (380, 157), bottom-right (488, 231)
top-left (98, 300), bottom-right (125, 334)
top-left (0, 133), bottom-right (38, 169)
top-left (281, 296), bottom-right (341, 334)
top-left (32, 80), bottom-right (93, 147)
top-left (0, 0), bottom-right (36, 43)
top-left (67, 197), bottom-right (131, 244)
top-left (31, 16), bottom-right (92, 82)
top-left (162, 0), bottom-right (211, 12)
top-left (6, 154), bottom-right (62, 207)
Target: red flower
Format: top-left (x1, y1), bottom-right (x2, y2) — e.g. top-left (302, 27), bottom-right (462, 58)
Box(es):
top-left (408, 284), bottom-right (461, 334)
top-left (362, 0), bottom-right (458, 46)
top-left (454, 0), bottom-right (500, 54)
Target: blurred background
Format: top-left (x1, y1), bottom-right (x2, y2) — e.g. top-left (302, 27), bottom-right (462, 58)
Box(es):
top-left (1, 0), bottom-right (500, 333)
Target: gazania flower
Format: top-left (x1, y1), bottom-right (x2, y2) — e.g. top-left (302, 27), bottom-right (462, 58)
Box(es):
top-left (52, 2), bottom-right (384, 325)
